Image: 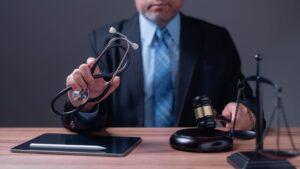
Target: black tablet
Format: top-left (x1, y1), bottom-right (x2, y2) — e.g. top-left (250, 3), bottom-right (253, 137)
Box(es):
top-left (11, 133), bottom-right (142, 157)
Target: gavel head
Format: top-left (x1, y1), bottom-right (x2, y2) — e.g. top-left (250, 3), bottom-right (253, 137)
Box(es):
top-left (193, 96), bottom-right (217, 131)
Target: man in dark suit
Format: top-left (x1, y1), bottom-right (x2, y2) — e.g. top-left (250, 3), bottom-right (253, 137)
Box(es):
top-left (62, 0), bottom-right (256, 132)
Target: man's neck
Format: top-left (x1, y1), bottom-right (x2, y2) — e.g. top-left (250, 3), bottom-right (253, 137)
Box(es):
top-left (142, 13), bottom-right (179, 28)
top-left (155, 20), bottom-right (169, 28)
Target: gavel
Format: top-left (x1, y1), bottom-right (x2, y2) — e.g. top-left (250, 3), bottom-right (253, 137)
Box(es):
top-left (193, 96), bottom-right (230, 131)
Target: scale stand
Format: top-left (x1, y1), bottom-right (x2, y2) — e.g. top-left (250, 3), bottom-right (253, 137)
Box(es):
top-left (227, 54), bottom-right (299, 169)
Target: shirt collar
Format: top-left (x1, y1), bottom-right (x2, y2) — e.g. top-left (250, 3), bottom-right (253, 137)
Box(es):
top-left (139, 13), bottom-right (181, 46)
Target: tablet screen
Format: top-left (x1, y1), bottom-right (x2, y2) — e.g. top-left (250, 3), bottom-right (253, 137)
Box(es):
top-left (11, 133), bottom-right (142, 157)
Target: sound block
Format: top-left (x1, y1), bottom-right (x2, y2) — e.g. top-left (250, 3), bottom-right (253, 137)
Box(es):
top-left (169, 128), bottom-right (233, 152)
top-left (227, 151), bottom-right (296, 169)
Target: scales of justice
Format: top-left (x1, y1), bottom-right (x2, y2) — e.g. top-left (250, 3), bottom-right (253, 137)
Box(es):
top-left (169, 54), bottom-right (299, 169)
top-left (227, 54), bottom-right (299, 168)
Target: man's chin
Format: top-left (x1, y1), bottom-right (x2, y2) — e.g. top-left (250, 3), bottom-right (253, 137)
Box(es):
top-left (145, 13), bottom-right (174, 25)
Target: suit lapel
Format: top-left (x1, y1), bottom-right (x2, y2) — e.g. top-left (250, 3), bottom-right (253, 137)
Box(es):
top-left (173, 14), bottom-right (203, 126)
top-left (121, 14), bottom-right (145, 126)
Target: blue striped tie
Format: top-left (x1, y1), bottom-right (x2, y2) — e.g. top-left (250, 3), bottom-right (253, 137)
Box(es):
top-left (153, 28), bottom-right (174, 127)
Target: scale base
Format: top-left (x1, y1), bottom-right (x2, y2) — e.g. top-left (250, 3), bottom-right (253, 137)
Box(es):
top-left (227, 151), bottom-right (296, 169)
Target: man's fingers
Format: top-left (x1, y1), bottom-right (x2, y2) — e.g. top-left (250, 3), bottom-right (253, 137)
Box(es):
top-left (222, 108), bottom-right (234, 129)
top-left (227, 103), bottom-right (242, 122)
top-left (71, 69), bottom-right (87, 89)
top-left (222, 102), bottom-right (256, 130)
top-left (87, 57), bottom-right (95, 64)
top-left (66, 75), bottom-right (81, 91)
top-left (222, 102), bottom-right (242, 129)
top-left (106, 76), bottom-right (121, 96)
top-left (100, 76), bottom-right (120, 101)
top-left (87, 57), bottom-right (100, 74)
top-left (226, 123), bottom-right (232, 129)
top-left (110, 76), bottom-right (120, 91)
top-left (79, 63), bottom-right (95, 85)
top-left (222, 106), bottom-right (232, 121)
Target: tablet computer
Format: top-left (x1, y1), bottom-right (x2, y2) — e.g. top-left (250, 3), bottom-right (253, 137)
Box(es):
top-left (11, 133), bottom-right (142, 157)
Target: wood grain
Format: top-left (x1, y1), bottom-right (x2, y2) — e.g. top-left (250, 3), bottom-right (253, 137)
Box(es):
top-left (0, 128), bottom-right (299, 169)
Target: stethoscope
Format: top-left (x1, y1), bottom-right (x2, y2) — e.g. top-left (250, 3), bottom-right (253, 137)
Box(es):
top-left (51, 27), bottom-right (139, 116)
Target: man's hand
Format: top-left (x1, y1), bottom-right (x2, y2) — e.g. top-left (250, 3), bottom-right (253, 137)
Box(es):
top-left (222, 102), bottom-right (256, 131)
top-left (66, 57), bottom-right (120, 112)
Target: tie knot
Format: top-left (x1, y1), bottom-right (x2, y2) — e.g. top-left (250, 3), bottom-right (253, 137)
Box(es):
top-left (155, 28), bottom-right (169, 40)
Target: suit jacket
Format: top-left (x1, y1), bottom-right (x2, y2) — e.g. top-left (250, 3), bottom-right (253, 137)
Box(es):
top-left (61, 13), bottom-right (255, 133)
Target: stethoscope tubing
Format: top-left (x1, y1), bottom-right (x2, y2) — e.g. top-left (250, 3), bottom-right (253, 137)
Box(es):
top-left (51, 37), bottom-right (131, 116)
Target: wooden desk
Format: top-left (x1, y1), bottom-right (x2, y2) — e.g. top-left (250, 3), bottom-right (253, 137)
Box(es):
top-left (0, 128), bottom-right (299, 169)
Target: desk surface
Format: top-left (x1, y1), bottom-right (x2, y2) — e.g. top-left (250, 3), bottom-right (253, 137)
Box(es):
top-left (0, 128), bottom-right (299, 169)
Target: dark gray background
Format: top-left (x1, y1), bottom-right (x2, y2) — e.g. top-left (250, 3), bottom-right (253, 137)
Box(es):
top-left (0, 0), bottom-right (299, 127)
